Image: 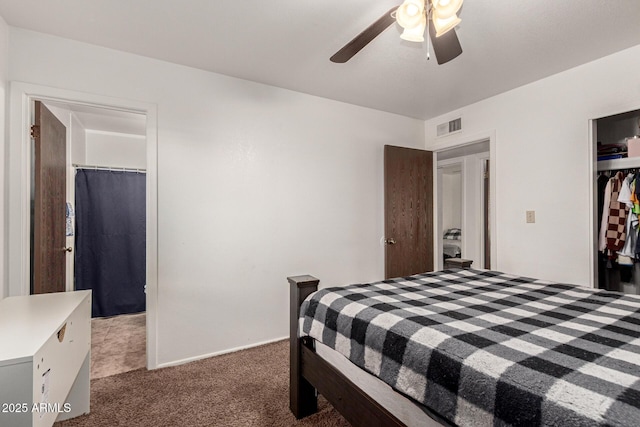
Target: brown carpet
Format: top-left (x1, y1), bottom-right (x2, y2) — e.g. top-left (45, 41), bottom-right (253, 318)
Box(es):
top-left (55, 340), bottom-right (349, 427)
top-left (91, 312), bottom-right (146, 379)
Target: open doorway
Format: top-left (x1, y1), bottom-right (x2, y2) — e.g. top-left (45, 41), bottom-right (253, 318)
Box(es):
top-left (437, 162), bottom-right (463, 267)
top-left (9, 82), bottom-right (159, 369)
top-left (436, 140), bottom-right (491, 270)
top-left (33, 100), bottom-right (148, 378)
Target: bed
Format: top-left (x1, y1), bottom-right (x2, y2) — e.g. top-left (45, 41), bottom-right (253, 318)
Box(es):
top-left (289, 269), bottom-right (640, 426)
top-left (443, 228), bottom-right (462, 262)
top-left (443, 243), bottom-right (461, 260)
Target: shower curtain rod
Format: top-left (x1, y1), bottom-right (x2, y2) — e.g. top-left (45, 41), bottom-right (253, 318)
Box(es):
top-left (73, 164), bottom-right (146, 173)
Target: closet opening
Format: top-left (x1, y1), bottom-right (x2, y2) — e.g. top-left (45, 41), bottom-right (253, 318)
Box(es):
top-left (593, 109), bottom-right (640, 295)
top-left (30, 99), bottom-right (149, 378)
top-left (436, 140), bottom-right (490, 271)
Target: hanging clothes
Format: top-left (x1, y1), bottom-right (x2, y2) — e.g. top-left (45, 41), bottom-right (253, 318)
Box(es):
top-left (631, 174), bottom-right (640, 215)
top-left (617, 173), bottom-right (634, 208)
top-left (596, 169), bottom-right (640, 292)
top-left (605, 171), bottom-right (628, 259)
top-left (597, 173), bottom-right (610, 226)
top-left (599, 178), bottom-right (613, 251)
top-left (618, 175), bottom-right (637, 263)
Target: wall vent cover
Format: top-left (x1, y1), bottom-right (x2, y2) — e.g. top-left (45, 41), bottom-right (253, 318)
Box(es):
top-left (437, 117), bottom-right (462, 137)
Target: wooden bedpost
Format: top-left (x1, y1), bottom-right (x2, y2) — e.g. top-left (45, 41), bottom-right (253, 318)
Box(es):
top-left (288, 275), bottom-right (319, 419)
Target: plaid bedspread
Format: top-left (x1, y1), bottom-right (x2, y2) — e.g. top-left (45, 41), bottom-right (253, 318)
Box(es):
top-left (443, 228), bottom-right (462, 240)
top-left (299, 269), bottom-right (640, 426)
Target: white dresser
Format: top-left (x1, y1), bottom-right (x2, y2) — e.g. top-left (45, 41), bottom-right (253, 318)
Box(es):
top-left (0, 291), bottom-right (91, 427)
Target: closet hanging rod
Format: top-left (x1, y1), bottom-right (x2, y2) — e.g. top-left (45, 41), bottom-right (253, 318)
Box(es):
top-left (73, 164), bottom-right (146, 173)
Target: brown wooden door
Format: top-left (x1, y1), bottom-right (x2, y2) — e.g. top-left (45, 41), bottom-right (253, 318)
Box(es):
top-left (33, 101), bottom-right (67, 294)
top-left (384, 145), bottom-right (434, 279)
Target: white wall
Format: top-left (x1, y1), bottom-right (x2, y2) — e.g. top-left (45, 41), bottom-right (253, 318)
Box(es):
top-left (441, 171), bottom-right (461, 232)
top-left (84, 130), bottom-right (146, 169)
top-left (0, 15), bottom-right (8, 300)
top-left (459, 152), bottom-right (489, 269)
top-left (71, 114), bottom-right (86, 165)
top-left (425, 44), bottom-right (640, 286)
top-left (7, 29), bottom-right (425, 365)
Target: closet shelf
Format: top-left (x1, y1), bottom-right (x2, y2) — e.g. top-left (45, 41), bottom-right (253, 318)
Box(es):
top-left (597, 156), bottom-right (640, 171)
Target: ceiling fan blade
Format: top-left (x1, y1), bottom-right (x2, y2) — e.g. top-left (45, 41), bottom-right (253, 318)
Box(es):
top-left (330, 7), bottom-right (398, 63)
top-left (428, 22), bottom-right (463, 65)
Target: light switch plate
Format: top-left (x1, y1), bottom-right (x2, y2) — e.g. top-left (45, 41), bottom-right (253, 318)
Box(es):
top-left (526, 210), bottom-right (535, 223)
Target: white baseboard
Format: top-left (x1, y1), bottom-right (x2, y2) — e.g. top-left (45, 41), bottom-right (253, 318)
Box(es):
top-left (155, 336), bottom-right (288, 369)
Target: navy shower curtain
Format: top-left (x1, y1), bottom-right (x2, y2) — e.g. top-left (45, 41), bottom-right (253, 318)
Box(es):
top-left (75, 169), bottom-right (146, 317)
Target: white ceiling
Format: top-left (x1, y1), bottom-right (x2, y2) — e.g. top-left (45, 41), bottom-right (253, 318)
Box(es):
top-left (1, 0), bottom-right (639, 120)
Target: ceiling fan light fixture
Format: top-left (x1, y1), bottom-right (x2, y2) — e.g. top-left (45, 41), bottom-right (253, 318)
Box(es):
top-left (431, 0), bottom-right (463, 19)
top-left (396, 0), bottom-right (426, 30)
top-left (433, 11), bottom-right (461, 37)
top-left (329, 2), bottom-right (463, 65)
top-left (400, 16), bottom-right (426, 42)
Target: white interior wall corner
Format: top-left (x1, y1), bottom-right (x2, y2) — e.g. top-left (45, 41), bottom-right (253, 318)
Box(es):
top-left (424, 44), bottom-right (640, 287)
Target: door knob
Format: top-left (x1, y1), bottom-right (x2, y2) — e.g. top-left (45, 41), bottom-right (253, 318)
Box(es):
top-left (64, 247), bottom-right (73, 253)
top-left (385, 238), bottom-right (396, 245)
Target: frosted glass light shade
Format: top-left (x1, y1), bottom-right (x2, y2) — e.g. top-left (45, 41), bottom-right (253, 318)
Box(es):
top-left (400, 15), bottom-right (426, 42)
top-left (433, 10), bottom-right (461, 37)
top-left (432, 0), bottom-right (463, 19)
top-left (396, 0), bottom-right (425, 29)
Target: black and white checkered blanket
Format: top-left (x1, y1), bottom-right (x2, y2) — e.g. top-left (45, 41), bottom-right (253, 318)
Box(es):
top-left (443, 228), bottom-right (462, 240)
top-left (299, 269), bottom-right (640, 426)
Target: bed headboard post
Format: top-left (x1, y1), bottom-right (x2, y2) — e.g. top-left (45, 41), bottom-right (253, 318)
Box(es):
top-left (288, 275), bottom-right (319, 418)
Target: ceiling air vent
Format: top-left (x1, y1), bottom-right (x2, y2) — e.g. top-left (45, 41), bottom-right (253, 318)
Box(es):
top-left (436, 117), bottom-right (462, 137)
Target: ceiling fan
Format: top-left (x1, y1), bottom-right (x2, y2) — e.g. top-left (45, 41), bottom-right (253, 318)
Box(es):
top-left (330, 0), bottom-right (463, 65)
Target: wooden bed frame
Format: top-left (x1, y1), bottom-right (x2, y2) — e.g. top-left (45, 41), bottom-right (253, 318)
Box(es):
top-left (288, 275), bottom-right (405, 426)
top-left (289, 275), bottom-right (455, 426)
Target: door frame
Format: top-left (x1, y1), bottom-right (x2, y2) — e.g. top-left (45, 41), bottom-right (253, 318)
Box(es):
top-left (7, 81), bottom-right (159, 369)
top-left (477, 152), bottom-right (490, 269)
top-left (430, 130), bottom-right (497, 270)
